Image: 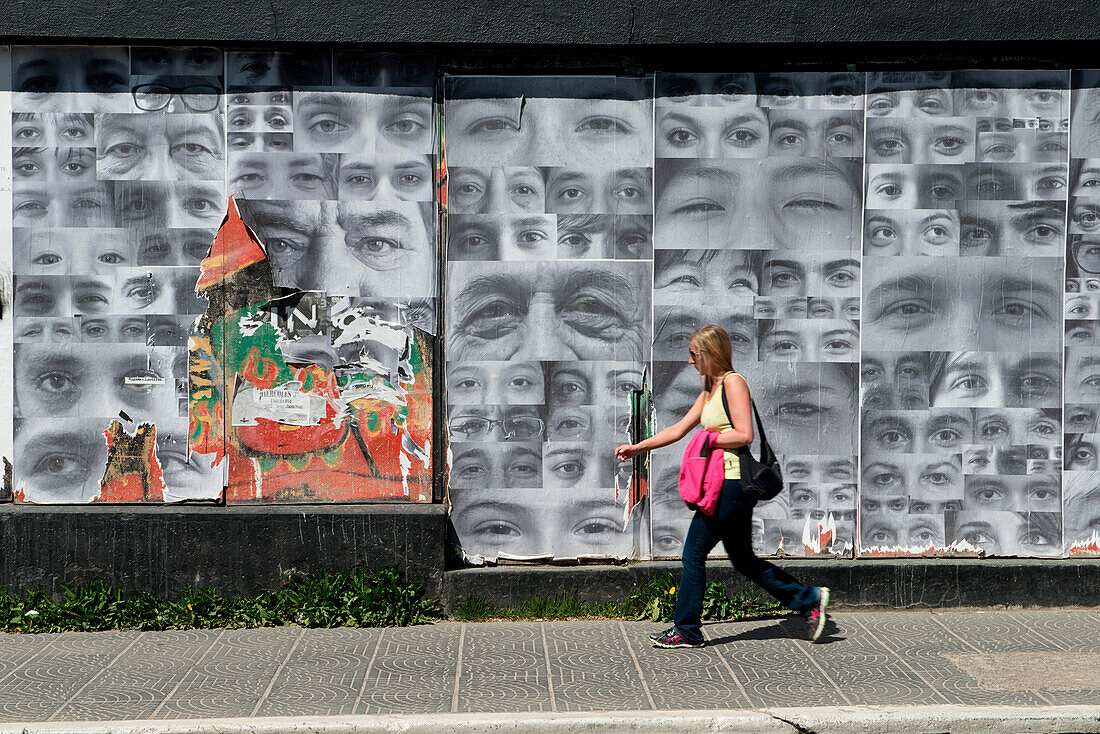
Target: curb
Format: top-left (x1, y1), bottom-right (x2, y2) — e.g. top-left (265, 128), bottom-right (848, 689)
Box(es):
top-left (2, 706), bottom-right (1098, 734)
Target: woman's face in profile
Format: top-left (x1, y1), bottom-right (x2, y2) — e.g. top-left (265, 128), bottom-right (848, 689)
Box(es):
top-left (688, 341), bottom-right (710, 377)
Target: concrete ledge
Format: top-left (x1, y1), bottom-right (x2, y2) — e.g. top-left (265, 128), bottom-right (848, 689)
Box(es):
top-left (443, 558), bottom-right (1100, 614)
top-left (1, 706), bottom-right (1097, 734)
top-left (0, 504), bottom-right (446, 600)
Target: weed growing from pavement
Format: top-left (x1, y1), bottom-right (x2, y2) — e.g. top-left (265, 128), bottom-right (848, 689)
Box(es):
top-left (455, 573), bottom-right (785, 623)
top-left (0, 565), bottom-right (443, 633)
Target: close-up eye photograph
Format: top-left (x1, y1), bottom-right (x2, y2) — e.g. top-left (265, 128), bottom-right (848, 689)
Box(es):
top-left (655, 104), bottom-right (769, 158)
top-left (447, 166), bottom-right (545, 213)
top-left (865, 116), bottom-right (976, 164)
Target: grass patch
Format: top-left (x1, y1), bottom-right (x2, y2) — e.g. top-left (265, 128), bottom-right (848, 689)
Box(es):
top-left (0, 565), bottom-right (442, 634)
top-left (454, 574), bottom-right (786, 623)
top-left (1, 569), bottom-right (788, 633)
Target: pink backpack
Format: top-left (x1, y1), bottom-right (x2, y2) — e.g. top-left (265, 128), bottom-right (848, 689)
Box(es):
top-left (678, 430), bottom-right (725, 516)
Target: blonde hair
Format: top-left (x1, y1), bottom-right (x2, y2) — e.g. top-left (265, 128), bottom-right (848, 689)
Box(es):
top-left (690, 324), bottom-right (735, 391)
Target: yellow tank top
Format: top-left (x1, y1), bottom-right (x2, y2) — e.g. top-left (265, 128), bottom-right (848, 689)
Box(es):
top-left (700, 372), bottom-right (745, 480)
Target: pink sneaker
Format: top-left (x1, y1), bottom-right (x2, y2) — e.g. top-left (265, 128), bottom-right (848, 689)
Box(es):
top-left (650, 627), bottom-right (705, 648)
top-left (804, 587), bottom-right (830, 642)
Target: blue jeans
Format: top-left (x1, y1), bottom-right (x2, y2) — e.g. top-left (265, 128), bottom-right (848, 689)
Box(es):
top-left (672, 479), bottom-right (820, 643)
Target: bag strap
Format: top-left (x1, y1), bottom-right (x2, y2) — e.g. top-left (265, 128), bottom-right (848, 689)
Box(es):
top-left (719, 373), bottom-right (775, 463)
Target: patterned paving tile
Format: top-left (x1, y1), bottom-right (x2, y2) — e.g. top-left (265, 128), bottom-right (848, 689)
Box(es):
top-left (354, 625), bottom-right (459, 715)
top-left (251, 627), bottom-right (381, 717)
top-left (1039, 689), bottom-right (1100, 705)
top-left (357, 693), bottom-right (452, 715)
top-left (256, 670), bottom-right (366, 717)
top-left (0, 610), bottom-right (1099, 722)
top-left (543, 622), bottom-right (651, 712)
top-left (52, 680), bottom-right (184, 722)
top-left (1008, 611), bottom-right (1100, 652)
top-left (0, 683), bottom-right (67, 722)
top-left (457, 623), bottom-right (553, 712)
top-left (0, 634), bottom-right (57, 673)
top-left (927, 611), bottom-right (1064, 653)
top-left (624, 622), bottom-right (750, 710)
top-left (152, 692), bottom-right (261, 719)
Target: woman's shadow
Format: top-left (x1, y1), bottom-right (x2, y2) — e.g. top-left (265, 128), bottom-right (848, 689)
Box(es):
top-left (703, 615), bottom-right (843, 646)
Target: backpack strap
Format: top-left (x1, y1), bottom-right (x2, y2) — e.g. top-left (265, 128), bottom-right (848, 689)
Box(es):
top-left (719, 373), bottom-right (774, 462)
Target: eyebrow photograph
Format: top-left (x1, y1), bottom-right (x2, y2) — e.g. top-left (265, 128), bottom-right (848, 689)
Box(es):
top-left (14, 180), bottom-right (116, 228)
top-left (293, 91), bottom-right (433, 154)
top-left (448, 167), bottom-right (546, 213)
top-left (13, 112), bottom-right (95, 147)
top-left (864, 163), bottom-right (964, 209)
top-left (860, 351), bottom-right (934, 409)
top-left (448, 486), bottom-right (640, 560)
top-left (446, 361), bottom-right (547, 405)
top-left (229, 152), bottom-right (338, 200)
top-left (237, 199), bottom-right (435, 298)
top-left (96, 113), bottom-right (225, 180)
top-left (864, 209), bottom-right (960, 256)
top-left (755, 362), bottom-right (858, 456)
top-left (447, 260), bottom-right (651, 362)
top-left (544, 166), bottom-right (652, 215)
top-left (443, 77), bottom-right (653, 167)
top-left (227, 50), bottom-right (331, 87)
top-left (12, 46), bottom-right (131, 112)
top-left (861, 256), bottom-right (1061, 351)
top-left (757, 318), bottom-right (860, 363)
top-left (766, 107), bottom-right (864, 159)
top-left (654, 157), bottom-right (862, 251)
top-left (953, 70), bottom-right (1070, 120)
top-left (655, 105), bottom-right (769, 158)
top-left (865, 71), bottom-right (955, 117)
top-left (556, 214), bottom-right (653, 260)
top-left (337, 154), bottom-right (433, 201)
top-left (13, 147), bottom-right (96, 182)
top-left (332, 51), bottom-right (435, 90)
top-left (13, 417), bottom-right (111, 503)
top-left (448, 214), bottom-right (557, 261)
top-left (755, 71), bottom-right (864, 109)
top-left (961, 162), bottom-right (1069, 201)
top-left (654, 72), bottom-right (757, 106)
top-left (865, 116), bottom-right (976, 163)
top-left (546, 361), bottom-right (646, 407)
top-left (929, 351), bottom-right (1062, 408)
top-left (956, 199), bottom-right (1066, 256)
top-left (975, 120), bottom-right (1068, 163)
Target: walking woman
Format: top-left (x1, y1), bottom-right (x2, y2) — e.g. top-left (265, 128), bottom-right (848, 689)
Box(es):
top-left (615, 324), bottom-right (830, 647)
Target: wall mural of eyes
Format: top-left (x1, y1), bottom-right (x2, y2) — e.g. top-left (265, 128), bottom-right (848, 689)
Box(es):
top-left (0, 56), bottom-right (1097, 562)
top-left (443, 76), bottom-right (653, 561)
top-left (5, 47), bottom-right (437, 507)
top-left (647, 72), bottom-right (864, 561)
top-left (860, 70), bottom-right (1071, 558)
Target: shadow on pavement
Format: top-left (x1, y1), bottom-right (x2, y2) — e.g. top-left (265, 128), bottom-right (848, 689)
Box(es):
top-left (703, 616), bottom-right (845, 646)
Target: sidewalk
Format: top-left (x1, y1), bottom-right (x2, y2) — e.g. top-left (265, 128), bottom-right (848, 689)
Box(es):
top-left (0, 610), bottom-right (1097, 730)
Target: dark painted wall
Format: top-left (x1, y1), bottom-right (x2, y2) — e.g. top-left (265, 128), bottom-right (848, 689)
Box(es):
top-left (0, 505), bottom-right (446, 599)
top-left (3, 0), bottom-right (1100, 48)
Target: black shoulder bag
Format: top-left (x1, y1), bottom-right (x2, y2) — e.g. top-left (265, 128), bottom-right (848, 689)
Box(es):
top-left (720, 375), bottom-right (784, 501)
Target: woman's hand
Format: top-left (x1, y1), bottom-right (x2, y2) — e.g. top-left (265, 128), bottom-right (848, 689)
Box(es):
top-left (615, 444), bottom-right (641, 461)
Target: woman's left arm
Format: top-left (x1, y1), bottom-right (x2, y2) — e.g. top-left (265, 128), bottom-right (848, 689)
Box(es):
top-left (710, 373), bottom-right (754, 449)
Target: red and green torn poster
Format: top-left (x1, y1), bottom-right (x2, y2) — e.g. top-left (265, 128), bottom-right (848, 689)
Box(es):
top-left (188, 196), bottom-right (434, 503)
